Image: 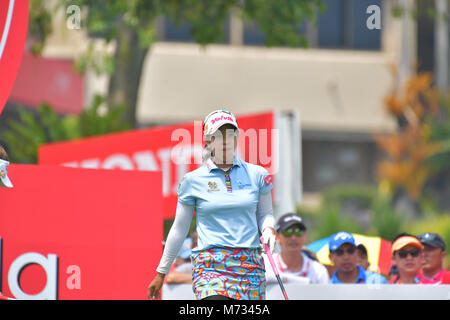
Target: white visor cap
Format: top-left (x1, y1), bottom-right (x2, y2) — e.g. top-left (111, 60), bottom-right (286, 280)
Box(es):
top-left (0, 159), bottom-right (13, 188)
top-left (203, 110), bottom-right (239, 138)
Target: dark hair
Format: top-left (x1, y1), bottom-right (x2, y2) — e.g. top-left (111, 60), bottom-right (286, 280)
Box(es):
top-left (356, 244), bottom-right (368, 257)
top-left (392, 233), bottom-right (417, 243)
top-left (301, 248), bottom-right (318, 262)
top-left (388, 264), bottom-right (399, 277)
top-left (0, 145), bottom-right (9, 161)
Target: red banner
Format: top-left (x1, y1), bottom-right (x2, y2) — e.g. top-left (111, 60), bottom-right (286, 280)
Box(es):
top-left (0, 0), bottom-right (29, 115)
top-left (0, 164), bottom-right (163, 300)
top-left (9, 50), bottom-right (84, 114)
top-left (39, 111), bottom-right (276, 219)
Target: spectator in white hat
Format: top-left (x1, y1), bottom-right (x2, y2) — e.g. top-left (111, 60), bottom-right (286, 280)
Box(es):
top-left (0, 145), bottom-right (13, 188)
top-left (264, 213), bottom-right (330, 284)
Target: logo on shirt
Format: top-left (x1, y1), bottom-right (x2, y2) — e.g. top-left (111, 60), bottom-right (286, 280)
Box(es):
top-left (207, 181), bottom-right (220, 192)
top-left (264, 175), bottom-right (272, 186)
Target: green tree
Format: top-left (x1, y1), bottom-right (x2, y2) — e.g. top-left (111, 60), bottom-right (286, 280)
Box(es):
top-left (376, 72), bottom-right (450, 213)
top-left (2, 96), bottom-right (131, 163)
top-left (29, 0), bottom-right (324, 127)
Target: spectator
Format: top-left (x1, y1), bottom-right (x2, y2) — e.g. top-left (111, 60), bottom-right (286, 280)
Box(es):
top-left (355, 244), bottom-right (370, 271)
top-left (443, 270), bottom-right (450, 284)
top-left (0, 145), bottom-right (12, 298)
top-left (0, 145), bottom-right (13, 188)
top-left (264, 213), bottom-right (329, 284)
top-left (165, 237), bottom-right (193, 284)
top-left (0, 145), bottom-right (8, 160)
top-left (417, 233), bottom-right (450, 284)
top-left (329, 232), bottom-right (387, 284)
top-left (389, 233), bottom-right (424, 284)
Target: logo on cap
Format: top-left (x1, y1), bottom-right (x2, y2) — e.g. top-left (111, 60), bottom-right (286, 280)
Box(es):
top-left (329, 232), bottom-right (355, 251)
top-left (334, 232), bottom-right (352, 242)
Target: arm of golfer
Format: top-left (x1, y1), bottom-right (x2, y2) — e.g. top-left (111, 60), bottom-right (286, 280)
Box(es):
top-left (256, 191), bottom-right (275, 250)
top-left (156, 202), bottom-right (194, 274)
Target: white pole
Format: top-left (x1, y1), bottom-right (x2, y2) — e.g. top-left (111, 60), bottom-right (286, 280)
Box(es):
top-left (398, 0), bottom-right (417, 92)
top-left (435, 0), bottom-right (449, 90)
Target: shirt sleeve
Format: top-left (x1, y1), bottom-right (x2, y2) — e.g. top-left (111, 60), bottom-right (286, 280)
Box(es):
top-left (258, 166), bottom-right (273, 194)
top-left (156, 202), bottom-right (195, 274)
top-left (315, 263), bottom-right (331, 284)
top-left (177, 173), bottom-right (195, 205)
top-left (263, 254), bottom-right (310, 284)
top-left (256, 191), bottom-right (275, 233)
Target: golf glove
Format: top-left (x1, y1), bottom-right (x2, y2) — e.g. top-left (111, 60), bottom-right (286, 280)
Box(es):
top-left (262, 227), bottom-right (276, 253)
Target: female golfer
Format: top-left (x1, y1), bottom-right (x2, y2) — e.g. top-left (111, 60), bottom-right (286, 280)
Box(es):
top-left (148, 109), bottom-right (276, 300)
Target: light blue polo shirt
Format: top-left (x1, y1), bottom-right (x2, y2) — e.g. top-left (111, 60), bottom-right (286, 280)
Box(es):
top-left (177, 156), bottom-right (273, 253)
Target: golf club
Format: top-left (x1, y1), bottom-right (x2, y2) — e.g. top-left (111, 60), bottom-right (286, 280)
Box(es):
top-left (261, 236), bottom-right (289, 300)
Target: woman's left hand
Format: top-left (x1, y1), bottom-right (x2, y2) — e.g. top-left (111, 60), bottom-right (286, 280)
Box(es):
top-left (261, 227), bottom-right (276, 253)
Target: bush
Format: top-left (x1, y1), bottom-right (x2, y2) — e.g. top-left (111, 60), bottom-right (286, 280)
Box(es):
top-left (300, 185), bottom-right (404, 243)
top-left (311, 205), bottom-right (365, 241)
top-left (322, 184), bottom-right (377, 210)
top-left (370, 196), bottom-right (404, 241)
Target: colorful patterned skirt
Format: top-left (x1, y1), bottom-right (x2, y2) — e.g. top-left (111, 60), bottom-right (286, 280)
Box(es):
top-left (191, 247), bottom-right (266, 300)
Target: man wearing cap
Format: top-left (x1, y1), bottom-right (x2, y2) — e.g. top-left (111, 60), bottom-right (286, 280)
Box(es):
top-left (390, 233), bottom-right (424, 284)
top-left (329, 231), bottom-right (387, 284)
top-left (0, 145), bottom-right (13, 188)
top-left (264, 213), bottom-right (329, 285)
top-left (417, 233), bottom-right (450, 284)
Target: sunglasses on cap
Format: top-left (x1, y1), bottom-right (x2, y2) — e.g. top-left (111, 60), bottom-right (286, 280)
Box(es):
top-left (396, 249), bottom-right (420, 259)
top-left (331, 246), bottom-right (356, 256)
top-left (282, 228), bottom-right (303, 238)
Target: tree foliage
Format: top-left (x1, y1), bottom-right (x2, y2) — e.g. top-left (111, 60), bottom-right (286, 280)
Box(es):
top-left (375, 71), bottom-right (450, 202)
top-left (28, 0), bottom-right (324, 126)
top-left (2, 96), bottom-right (131, 163)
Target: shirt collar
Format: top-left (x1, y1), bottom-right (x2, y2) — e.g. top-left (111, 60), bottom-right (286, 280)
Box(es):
top-left (331, 265), bottom-right (367, 284)
top-left (206, 156), bottom-right (242, 172)
top-left (391, 274), bottom-right (421, 284)
top-left (417, 269), bottom-right (445, 283)
top-left (276, 252), bottom-right (309, 275)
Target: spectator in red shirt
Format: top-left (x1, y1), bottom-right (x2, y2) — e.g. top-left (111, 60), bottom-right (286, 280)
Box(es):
top-left (389, 234), bottom-right (424, 284)
top-left (442, 270), bottom-right (450, 284)
top-left (417, 233), bottom-right (450, 284)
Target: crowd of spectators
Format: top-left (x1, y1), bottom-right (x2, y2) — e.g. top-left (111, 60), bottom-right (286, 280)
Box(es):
top-left (167, 213), bottom-right (450, 286)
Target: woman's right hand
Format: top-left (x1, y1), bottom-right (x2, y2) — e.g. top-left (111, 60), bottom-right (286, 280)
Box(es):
top-left (147, 272), bottom-right (166, 300)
